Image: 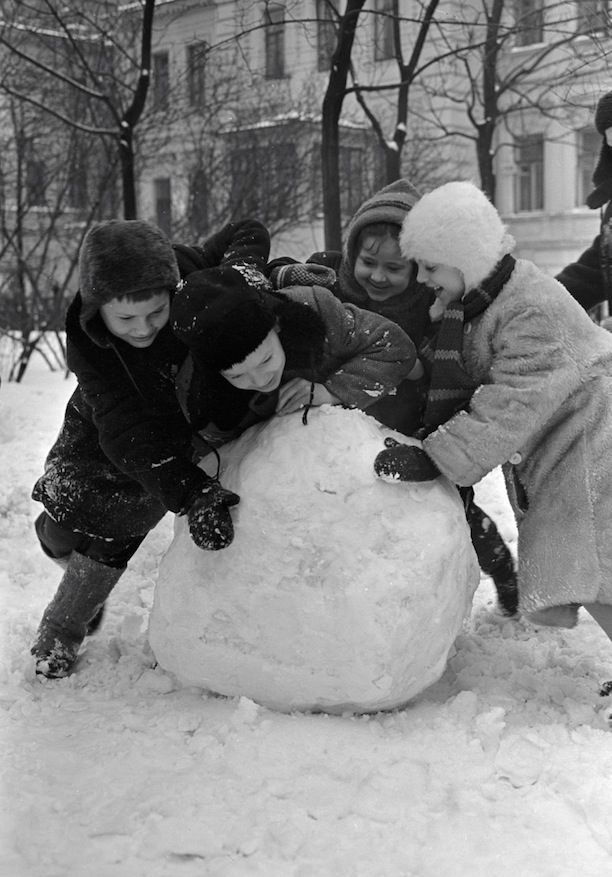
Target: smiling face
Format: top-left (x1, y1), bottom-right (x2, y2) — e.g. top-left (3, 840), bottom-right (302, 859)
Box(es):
top-left (220, 328), bottom-right (286, 393)
top-left (100, 292), bottom-right (170, 348)
top-left (415, 261), bottom-right (465, 315)
top-left (353, 233), bottom-right (414, 302)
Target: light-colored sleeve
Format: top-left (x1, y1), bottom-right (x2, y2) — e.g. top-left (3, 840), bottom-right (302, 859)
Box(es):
top-left (423, 303), bottom-right (582, 485)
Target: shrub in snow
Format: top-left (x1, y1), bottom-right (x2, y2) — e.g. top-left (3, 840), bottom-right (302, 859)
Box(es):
top-left (149, 407), bottom-right (479, 713)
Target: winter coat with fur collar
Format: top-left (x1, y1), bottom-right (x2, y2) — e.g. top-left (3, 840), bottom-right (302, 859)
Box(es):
top-left (32, 221), bottom-right (270, 539)
top-left (422, 258), bottom-right (612, 614)
top-left (181, 284), bottom-right (418, 447)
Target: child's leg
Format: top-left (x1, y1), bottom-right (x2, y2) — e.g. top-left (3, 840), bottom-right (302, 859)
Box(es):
top-left (583, 603), bottom-right (612, 643)
top-left (462, 489), bottom-right (518, 616)
top-left (32, 552), bottom-right (126, 677)
top-left (31, 516), bottom-right (164, 678)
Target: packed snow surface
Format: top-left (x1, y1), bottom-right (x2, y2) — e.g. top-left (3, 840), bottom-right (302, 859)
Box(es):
top-left (2, 366), bottom-right (612, 877)
top-left (150, 407), bottom-right (480, 713)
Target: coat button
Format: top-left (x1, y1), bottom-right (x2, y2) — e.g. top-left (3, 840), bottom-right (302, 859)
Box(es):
top-left (464, 323), bottom-right (472, 334)
top-left (509, 452), bottom-right (522, 465)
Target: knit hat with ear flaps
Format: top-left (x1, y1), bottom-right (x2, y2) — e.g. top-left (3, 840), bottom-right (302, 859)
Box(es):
top-left (171, 264), bottom-right (276, 371)
top-left (587, 91), bottom-right (612, 209)
top-left (79, 220), bottom-right (180, 330)
top-left (340, 178), bottom-right (422, 299)
top-left (343, 178), bottom-right (421, 266)
top-left (399, 181), bottom-right (515, 292)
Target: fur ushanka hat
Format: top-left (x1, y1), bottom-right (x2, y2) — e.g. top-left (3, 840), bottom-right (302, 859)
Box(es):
top-left (587, 90), bottom-right (612, 210)
top-left (78, 220), bottom-right (180, 330)
top-left (399, 181), bottom-right (515, 292)
top-left (171, 264), bottom-right (276, 371)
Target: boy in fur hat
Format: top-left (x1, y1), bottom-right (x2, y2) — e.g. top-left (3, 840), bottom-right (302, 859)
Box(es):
top-left (31, 218), bottom-right (269, 678)
top-left (289, 180), bottom-right (518, 617)
top-left (374, 180), bottom-right (612, 654)
top-left (556, 90), bottom-right (612, 314)
top-left (170, 263), bottom-right (421, 450)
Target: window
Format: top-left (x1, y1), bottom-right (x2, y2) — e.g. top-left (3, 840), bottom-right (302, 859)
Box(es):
top-left (154, 177), bottom-right (172, 235)
top-left (576, 0), bottom-right (609, 34)
top-left (374, 0), bottom-right (395, 61)
top-left (316, 0), bottom-right (336, 72)
top-left (230, 142), bottom-right (297, 223)
top-left (67, 142), bottom-right (88, 210)
top-left (339, 146), bottom-right (364, 215)
top-left (513, 135), bottom-right (544, 211)
top-left (25, 146), bottom-right (46, 207)
top-left (577, 127), bottom-right (601, 206)
top-left (187, 42), bottom-right (207, 108)
top-left (189, 167), bottom-right (208, 235)
top-left (264, 4), bottom-right (285, 79)
top-left (152, 51), bottom-right (170, 111)
top-left (515, 0), bottom-right (544, 46)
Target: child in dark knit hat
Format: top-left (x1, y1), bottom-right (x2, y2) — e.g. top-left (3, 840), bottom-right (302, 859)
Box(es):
top-left (290, 180), bottom-right (518, 617)
top-left (170, 263), bottom-right (421, 450)
top-left (374, 180), bottom-right (612, 655)
top-left (31, 218), bottom-right (269, 679)
top-left (557, 89), bottom-right (612, 315)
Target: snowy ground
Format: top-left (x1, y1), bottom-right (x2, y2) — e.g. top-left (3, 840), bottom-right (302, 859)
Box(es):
top-left (2, 366), bottom-right (612, 877)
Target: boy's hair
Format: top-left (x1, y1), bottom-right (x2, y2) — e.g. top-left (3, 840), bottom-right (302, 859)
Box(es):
top-left (79, 220), bottom-right (180, 331)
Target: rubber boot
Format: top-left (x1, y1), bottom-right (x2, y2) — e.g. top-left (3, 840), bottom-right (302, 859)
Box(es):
top-left (31, 553), bottom-right (125, 678)
top-left (465, 498), bottom-right (519, 616)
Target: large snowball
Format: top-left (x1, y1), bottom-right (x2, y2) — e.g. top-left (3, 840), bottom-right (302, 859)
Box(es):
top-left (149, 407), bottom-right (479, 713)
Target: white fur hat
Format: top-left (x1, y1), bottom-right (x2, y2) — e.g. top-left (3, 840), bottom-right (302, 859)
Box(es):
top-left (399, 181), bottom-right (515, 291)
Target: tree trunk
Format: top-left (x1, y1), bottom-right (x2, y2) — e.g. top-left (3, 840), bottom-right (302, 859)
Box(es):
top-left (321, 0), bottom-right (366, 250)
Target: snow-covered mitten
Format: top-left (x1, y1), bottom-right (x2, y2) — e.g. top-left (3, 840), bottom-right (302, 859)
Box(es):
top-left (374, 438), bottom-right (439, 482)
top-left (185, 481), bottom-right (240, 551)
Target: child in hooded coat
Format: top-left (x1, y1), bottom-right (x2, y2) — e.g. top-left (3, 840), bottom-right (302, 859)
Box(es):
top-left (170, 263), bottom-right (420, 452)
top-left (374, 180), bottom-right (612, 650)
top-left (31, 218), bottom-right (269, 678)
top-left (296, 179), bottom-right (518, 617)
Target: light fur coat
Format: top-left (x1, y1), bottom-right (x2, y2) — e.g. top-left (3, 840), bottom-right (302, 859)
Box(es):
top-left (423, 259), bottom-right (612, 614)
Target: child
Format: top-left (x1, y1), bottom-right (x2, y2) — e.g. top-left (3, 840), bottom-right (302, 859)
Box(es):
top-left (556, 90), bottom-right (612, 318)
top-left (327, 179), bottom-right (518, 617)
top-left (31, 218), bottom-right (269, 678)
top-left (169, 263), bottom-right (421, 448)
top-left (374, 179), bottom-right (612, 647)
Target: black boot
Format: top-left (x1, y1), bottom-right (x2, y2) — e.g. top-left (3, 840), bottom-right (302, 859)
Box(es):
top-left (464, 496), bottom-right (519, 616)
top-left (31, 553), bottom-right (124, 678)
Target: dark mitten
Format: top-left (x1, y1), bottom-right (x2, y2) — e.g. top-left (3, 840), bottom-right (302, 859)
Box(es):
top-left (185, 481), bottom-right (241, 550)
top-left (374, 438), bottom-right (439, 482)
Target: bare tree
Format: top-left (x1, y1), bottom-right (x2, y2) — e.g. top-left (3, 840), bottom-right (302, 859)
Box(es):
top-left (0, 0), bottom-right (156, 219)
top-left (0, 94), bottom-right (118, 380)
top-left (421, 0), bottom-right (612, 202)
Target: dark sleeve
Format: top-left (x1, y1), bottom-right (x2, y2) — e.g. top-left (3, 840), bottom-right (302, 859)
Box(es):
top-left (174, 220), bottom-right (271, 277)
top-left (66, 331), bottom-right (211, 514)
top-left (555, 235), bottom-right (604, 311)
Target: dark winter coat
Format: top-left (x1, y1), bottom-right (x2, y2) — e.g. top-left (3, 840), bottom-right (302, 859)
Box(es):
top-left (180, 284), bottom-right (418, 448)
top-left (421, 259), bottom-right (612, 614)
top-left (32, 220), bottom-right (270, 540)
top-left (556, 201), bottom-right (612, 312)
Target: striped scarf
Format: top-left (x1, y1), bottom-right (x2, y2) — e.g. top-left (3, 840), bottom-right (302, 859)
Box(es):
top-left (419, 254), bottom-right (516, 435)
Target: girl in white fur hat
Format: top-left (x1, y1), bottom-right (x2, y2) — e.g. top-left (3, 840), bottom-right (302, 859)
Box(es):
top-left (374, 179), bottom-right (612, 654)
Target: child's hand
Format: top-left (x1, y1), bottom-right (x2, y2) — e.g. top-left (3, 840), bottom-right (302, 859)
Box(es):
top-left (275, 379), bottom-right (339, 416)
top-left (374, 438), bottom-right (439, 482)
top-left (186, 481), bottom-right (240, 550)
